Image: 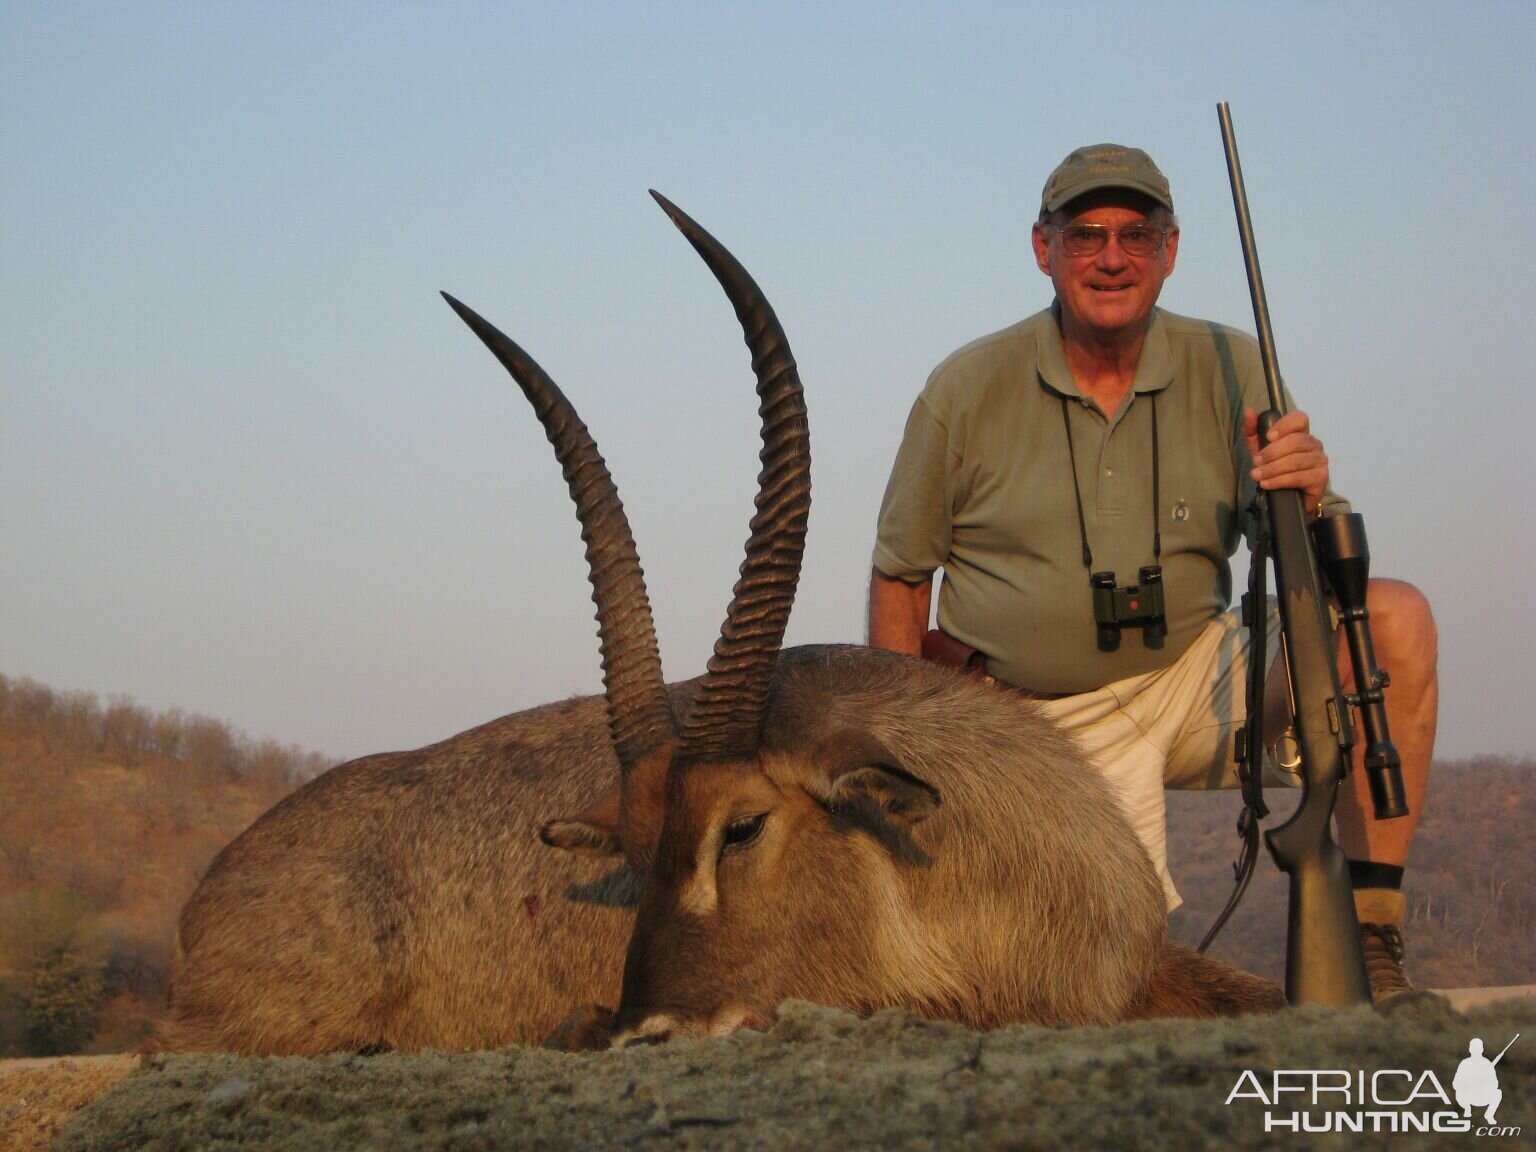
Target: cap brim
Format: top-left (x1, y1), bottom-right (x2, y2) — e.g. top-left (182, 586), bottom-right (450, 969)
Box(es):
top-left (1044, 178), bottom-right (1173, 215)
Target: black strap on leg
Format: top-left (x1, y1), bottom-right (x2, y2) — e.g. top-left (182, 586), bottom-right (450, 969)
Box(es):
top-left (1199, 495), bottom-right (1272, 953)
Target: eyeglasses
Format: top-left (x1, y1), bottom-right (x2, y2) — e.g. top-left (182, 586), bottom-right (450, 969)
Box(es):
top-left (1052, 223), bottom-right (1166, 259)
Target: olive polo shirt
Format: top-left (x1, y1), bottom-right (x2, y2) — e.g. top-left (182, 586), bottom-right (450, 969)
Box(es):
top-left (873, 304), bottom-right (1346, 694)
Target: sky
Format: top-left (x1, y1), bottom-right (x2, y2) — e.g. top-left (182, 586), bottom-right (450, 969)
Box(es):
top-left (3, 1), bottom-right (1533, 765)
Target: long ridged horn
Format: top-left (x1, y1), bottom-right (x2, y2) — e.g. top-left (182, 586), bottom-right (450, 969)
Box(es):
top-left (649, 192), bottom-right (811, 764)
top-left (442, 292), bottom-right (675, 771)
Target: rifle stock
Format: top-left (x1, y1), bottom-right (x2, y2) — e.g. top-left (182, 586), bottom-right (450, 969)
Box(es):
top-left (1259, 449), bottom-right (1371, 1005)
top-left (1219, 103), bottom-right (1373, 1007)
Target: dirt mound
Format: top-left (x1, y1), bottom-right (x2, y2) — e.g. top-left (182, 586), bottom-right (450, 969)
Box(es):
top-left (31, 997), bottom-right (1533, 1151)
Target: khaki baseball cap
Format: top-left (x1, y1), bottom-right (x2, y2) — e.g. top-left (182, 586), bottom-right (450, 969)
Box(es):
top-left (1040, 144), bottom-right (1174, 215)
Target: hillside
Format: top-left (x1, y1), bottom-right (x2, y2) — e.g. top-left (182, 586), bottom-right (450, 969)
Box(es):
top-left (1168, 754), bottom-right (1536, 989)
top-left (0, 674), bottom-right (323, 1056)
top-left (1, 669), bottom-right (1531, 1057)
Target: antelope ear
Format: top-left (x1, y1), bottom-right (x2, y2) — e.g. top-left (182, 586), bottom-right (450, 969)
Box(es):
top-left (540, 790), bottom-right (623, 857)
top-left (828, 764), bottom-right (942, 824)
top-left (810, 730), bottom-right (942, 826)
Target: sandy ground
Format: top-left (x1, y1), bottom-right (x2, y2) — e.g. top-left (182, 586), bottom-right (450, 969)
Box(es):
top-left (2, 992), bottom-right (1527, 1152)
top-left (0, 1056), bottom-right (139, 1152)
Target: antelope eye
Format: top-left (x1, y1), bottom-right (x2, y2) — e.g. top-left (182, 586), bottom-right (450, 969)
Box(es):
top-left (722, 813), bottom-right (767, 852)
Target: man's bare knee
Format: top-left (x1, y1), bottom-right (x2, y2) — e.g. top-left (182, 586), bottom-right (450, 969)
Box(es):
top-left (1364, 577), bottom-right (1438, 677)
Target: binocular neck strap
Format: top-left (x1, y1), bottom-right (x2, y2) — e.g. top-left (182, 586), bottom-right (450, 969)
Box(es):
top-left (1058, 391), bottom-right (1162, 573)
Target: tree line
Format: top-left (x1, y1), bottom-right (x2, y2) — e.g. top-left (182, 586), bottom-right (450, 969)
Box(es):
top-left (0, 673), bottom-right (330, 784)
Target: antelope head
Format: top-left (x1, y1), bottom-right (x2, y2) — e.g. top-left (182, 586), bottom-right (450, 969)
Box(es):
top-left (447, 194), bottom-right (942, 1047)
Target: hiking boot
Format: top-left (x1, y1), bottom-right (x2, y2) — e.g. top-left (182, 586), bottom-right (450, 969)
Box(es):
top-left (1354, 888), bottom-right (1442, 1009)
top-left (1359, 920), bottom-right (1417, 1006)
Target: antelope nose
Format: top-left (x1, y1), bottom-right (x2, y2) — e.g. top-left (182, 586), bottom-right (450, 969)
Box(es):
top-left (623, 1031), bottom-right (670, 1049)
top-left (610, 1010), bottom-right (681, 1050)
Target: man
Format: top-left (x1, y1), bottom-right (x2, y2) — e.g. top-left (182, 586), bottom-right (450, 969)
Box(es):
top-left (868, 144), bottom-right (1438, 1005)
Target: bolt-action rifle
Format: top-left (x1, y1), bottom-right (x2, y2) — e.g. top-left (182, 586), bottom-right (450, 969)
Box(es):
top-left (1217, 103), bottom-right (1409, 1007)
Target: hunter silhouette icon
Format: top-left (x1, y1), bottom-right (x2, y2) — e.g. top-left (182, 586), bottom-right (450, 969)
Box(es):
top-left (1454, 1033), bottom-right (1519, 1124)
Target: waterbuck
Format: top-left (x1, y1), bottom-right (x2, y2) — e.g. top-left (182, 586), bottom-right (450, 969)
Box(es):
top-left (161, 194), bottom-right (1281, 1056)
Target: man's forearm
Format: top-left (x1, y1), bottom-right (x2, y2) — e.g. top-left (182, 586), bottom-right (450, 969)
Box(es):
top-left (867, 568), bottom-right (932, 657)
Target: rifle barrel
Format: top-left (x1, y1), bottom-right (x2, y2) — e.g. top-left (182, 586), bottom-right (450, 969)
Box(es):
top-left (1218, 102), bottom-right (1370, 1007)
top-left (1218, 102), bottom-right (1287, 417)
top-left (1492, 1033), bottom-right (1521, 1066)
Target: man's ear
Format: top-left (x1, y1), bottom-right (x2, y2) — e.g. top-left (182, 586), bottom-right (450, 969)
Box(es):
top-left (1031, 220), bottom-right (1053, 275)
top-left (540, 790), bottom-right (623, 857)
top-left (806, 730), bottom-right (942, 826)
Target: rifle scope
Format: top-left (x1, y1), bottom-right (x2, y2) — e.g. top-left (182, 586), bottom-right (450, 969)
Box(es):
top-left (1312, 513), bottom-right (1409, 819)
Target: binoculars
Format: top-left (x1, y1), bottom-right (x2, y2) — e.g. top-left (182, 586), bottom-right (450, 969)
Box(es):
top-left (1091, 565), bottom-right (1167, 652)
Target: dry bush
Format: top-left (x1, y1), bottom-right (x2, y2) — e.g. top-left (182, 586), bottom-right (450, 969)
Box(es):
top-left (0, 889), bottom-right (110, 1056)
top-left (100, 695), bottom-right (151, 767)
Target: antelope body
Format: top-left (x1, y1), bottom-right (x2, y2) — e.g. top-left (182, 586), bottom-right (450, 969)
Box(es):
top-left (162, 195), bottom-right (1281, 1056)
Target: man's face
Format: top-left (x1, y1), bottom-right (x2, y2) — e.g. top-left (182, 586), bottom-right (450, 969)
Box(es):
top-left (1031, 192), bottom-right (1179, 342)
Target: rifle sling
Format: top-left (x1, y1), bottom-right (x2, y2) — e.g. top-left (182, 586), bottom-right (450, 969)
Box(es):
top-left (1198, 495), bottom-right (1272, 952)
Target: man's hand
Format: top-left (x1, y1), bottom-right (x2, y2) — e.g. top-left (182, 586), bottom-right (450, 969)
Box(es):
top-left (1243, 407), bottom-right (1329, 516)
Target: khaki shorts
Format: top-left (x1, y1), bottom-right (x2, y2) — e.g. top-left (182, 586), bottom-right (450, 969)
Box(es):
top-left (1036, 603), bottom-right (1296, 911)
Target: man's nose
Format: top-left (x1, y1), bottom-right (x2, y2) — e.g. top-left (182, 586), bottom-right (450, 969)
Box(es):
top-left (1095, 236), bottom-right (1131, 270)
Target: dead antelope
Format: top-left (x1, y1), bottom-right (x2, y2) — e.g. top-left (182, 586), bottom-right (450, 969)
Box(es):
top-left (161, 193), bottom-right (1281, 1056)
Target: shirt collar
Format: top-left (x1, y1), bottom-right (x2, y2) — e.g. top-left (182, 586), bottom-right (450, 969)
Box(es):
top-left (1037, 301), bottom-right (1175, 398)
